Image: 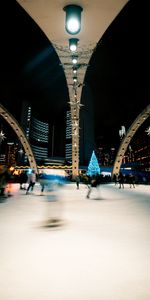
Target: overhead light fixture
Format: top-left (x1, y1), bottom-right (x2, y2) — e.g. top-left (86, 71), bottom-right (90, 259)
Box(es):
top-left (63, 5), bottom-right (83, 35)
top-left (73, 67), bottom-right (77, 74)
top-left (72, 56), bottom-right (78, 64)
top-left (69, 38), bottom-right (79, 52)
top-left (73, 76), bottom-right (77, 82)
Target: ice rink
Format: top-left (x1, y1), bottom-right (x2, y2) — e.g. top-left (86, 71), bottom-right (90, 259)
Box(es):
top-left (0, 182), bottom-right (150, 300)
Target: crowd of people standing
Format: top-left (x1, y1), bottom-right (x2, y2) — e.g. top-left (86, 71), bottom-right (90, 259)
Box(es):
top-left (113, 172), bottom-right (136, 188)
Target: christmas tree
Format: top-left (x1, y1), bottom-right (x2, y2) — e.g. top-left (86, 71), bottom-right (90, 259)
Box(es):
top-left (87, 151), bottom-right (100, 176)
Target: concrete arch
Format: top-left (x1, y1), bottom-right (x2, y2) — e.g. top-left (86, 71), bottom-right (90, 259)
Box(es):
top-left (0, 103), bottom-right (38, 174)
top-left (17, 0), bottom-right (128, 178)
top-left (112, 104), bottom-right (150, 176)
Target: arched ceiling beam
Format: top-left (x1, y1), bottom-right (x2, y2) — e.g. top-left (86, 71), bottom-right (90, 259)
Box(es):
top-left (0, 103), bottom-right (38, 174)
top-left (112, 104), bottom-right (150, 176)
top-left (17, 0), bottom-right (128, 177)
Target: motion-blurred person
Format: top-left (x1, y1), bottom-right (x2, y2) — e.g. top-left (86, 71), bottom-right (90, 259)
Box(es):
top-left (38, 172), bottom-right (49, 195)
top-left (128, 173), bottom-right (135, 188)
top-left (19, 171), bottom-right (28, 190)
top-left (44, 172), bottom-right (66, 226)
top-left (26, 170), bottom-right (36, 194)
top-left (118, 172), bottom-right (124, 189)
top-left (86, 176), bottom-right (100, 199)
top-left (5, 167), bottom-right (14, 197)
top-left (113, 173), bottom-right (118, 185)
top-left (75, 175), bottom-right (80, 189)
top-left (0, 166), bottom-right (7, 198)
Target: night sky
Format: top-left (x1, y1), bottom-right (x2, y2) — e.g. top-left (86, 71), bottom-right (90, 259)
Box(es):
top-left (85, 0), bottom-right (150, 147)
top-left (0, 0), bottom-right (150, 159)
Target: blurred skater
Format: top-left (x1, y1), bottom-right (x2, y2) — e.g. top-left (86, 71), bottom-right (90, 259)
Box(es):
top-left (19, 171), bottom-right (28, 190)
top-left (75, 175), bottom-right (80, 189)
top-left (118, 172), bottom-right (124, 189)
top-left (128, 173), bottom-right (135, 188)
top-left (86, 176), bottom-right (100, 199)
top-left (44, 173), bottom-right (66, 226)
top-left (26, 170), bottom-right (36, 194)
top-left (113, 173), bottom-right (118, 186)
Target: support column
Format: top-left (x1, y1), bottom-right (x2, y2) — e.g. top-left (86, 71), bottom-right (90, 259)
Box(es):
top-left (53, 43), bottom-right (94, 178)
top-left (69, 85), bottom-right (82, 178)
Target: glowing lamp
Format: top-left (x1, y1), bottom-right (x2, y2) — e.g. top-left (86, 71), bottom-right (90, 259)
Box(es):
top-left (72, 56), bottom-right (78, 64)
top-left (73, 67), bottom-right (77, 74)
top-left (73, 76), bottom-right (77, 82)
top-left (69, 38), bottom-right (79, 52)
top-left (63, 5), bottom-right (83, 35)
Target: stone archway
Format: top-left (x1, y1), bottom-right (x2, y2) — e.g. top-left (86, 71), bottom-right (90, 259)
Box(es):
top-left (112, 104), bottom-right (150, 176)
top-left (17, 0), bottom-right (128, 178)
top-left (0, 103), bottom-right (38, 174)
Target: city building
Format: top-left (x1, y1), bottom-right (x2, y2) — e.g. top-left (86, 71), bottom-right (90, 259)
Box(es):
top-left (96, 146), bottom-right (116, 167)
top-left (0, 154), bottom-right (6, 165)
top-left (79, 84), bottom-right (95, 166)
top-left (19, 101), bottom-right (49, 165)
top-left (5, 142), bottom-right (18, 167)
top-left (30, 116), bottom-right (49, 163)
top-left (122, 126), bottom-right (150, 172)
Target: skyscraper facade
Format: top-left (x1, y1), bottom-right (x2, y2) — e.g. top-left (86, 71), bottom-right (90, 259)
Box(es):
top-left (30, 116), bottom-right (49, 162)
top-left (19, 101), bottom-right (49, 165)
